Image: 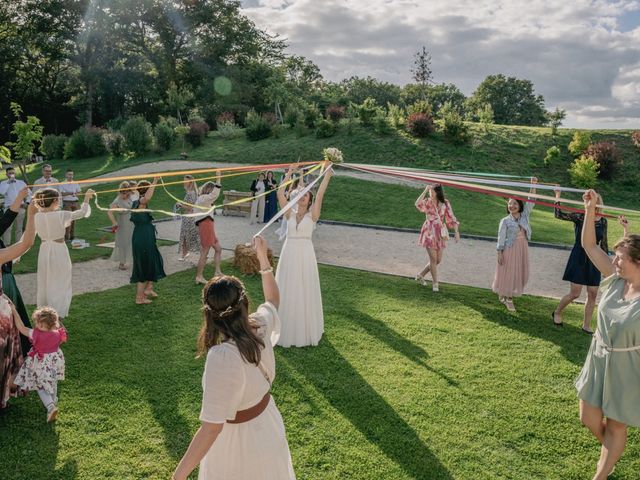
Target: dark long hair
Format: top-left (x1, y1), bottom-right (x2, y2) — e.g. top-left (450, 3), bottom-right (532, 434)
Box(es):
top-left (137, 180), bottom-right (151, 197)
top-left (197, 275), bottom-right (264, 365)
top-left (433, 185), bottom-right (446, 204)
top-left (34, 188), bottom-right (60, 209)
top-left (506, 198), bottom-right (525, 214)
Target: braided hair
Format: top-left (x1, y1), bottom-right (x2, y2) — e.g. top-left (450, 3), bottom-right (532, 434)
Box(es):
top-left (197, 275), bottom-right (265, 365)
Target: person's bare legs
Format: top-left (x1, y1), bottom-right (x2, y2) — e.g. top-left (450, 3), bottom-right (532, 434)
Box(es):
top-left (195, 246), bottom-right (210, 284)
top-left (583, 286), bottom-right (598, 332)
top-left (144, 281), bottom-right (157, 297)
top-left (554, 283), bottom-right (583, 323)
top-left (580, 400), bottom-right (605, 443)
top-left (594, 418), bottom-right (627, 479)
top-left (427, 248), bottom-right (439, 290)
top-left (136, 282), bottom-right (151, 304)
top-left (212, 241), bottom-right (222, 276)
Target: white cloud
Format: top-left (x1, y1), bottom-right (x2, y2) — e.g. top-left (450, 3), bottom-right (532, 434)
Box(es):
top-left (242, 0), bottom-right (640, 128)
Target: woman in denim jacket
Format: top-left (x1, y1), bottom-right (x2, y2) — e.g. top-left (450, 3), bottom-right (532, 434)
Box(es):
top-left (492, 178), bottom-right (537, 311)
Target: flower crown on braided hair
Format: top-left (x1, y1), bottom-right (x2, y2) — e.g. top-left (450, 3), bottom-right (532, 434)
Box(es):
top-left (204, 285), bottom-right (246, 319)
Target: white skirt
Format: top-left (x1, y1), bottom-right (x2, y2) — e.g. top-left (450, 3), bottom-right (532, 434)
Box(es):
top-left (275, 238), bottom-right (324, 347)
top-left (37, 242), bottom-right (73, 318)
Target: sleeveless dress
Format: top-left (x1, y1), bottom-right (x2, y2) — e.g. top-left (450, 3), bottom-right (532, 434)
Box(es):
top-left (576, 274), bottom-right (640, 426)
top-left (0, 280), bottom-right (23, 408)
top-left (276, 212), bottom-right (324, 347)
top-left (178, 190), bottom-right (200, 253)
top-left (110, 196), bottom-right (134, 265)
top-left (130, 201), bottom-right (166, 283)
top-left (35, 204), bottom-right (91, 318)
top-left (198, 302), bottom-right (295, 479)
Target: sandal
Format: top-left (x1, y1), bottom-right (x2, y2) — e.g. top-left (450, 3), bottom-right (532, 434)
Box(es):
top-left (432, 283), bottom-right (439, 293)
top-left (505, 299), bottom-right (516, 312)
top-left (414, 274), bottom-right (427, 286)
top-left (551, 311), bottom-right (564, 327)
top-left (46, 404), bottom-right (58, 423)
top-left (581, 327), bottom-right (594, 335)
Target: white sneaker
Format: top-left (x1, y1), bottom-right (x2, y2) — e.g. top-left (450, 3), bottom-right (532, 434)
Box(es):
top-left (46, 404), bottom-right (58, 423)
top-left (432, 283), bottom-right (439, 292)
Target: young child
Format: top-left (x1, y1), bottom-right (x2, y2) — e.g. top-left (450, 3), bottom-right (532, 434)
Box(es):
top-left (12, 306), bottom-right (67, 422)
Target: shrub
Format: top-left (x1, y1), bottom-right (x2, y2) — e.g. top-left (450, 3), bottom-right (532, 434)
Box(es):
top-left (315, 118), bottom-right (336, 138)
top-left (631, 130), bottom-right (640, 148)
top-left (339, 117), bottom-right (358, 136)
top-left (104, 116), bottom-right (126, 131)
top-left (217, 121), bottom-right (243, 140)
top-left (41, 134), bottom-right (67, 160)
top-left (387, 103), bottom-right (405, 128)
top-left (103, 131), bottom-right (126, 157)
top-left (187, 108), bottom-right (205, 124)
top-left (478, 103), bottom-right (494, 131)
top-left (245, 110), bottom-right (272, 141)
top-left (186, 120), bottom-right (210, 147)
top-left (356, 97), bottom-right (380, 127)
top-left (373, 111), bottom-right (393, 135)
top-left (64, 127), bottom-right (107, 159)
top-left (568, 131), bottom-right (591, 157)
top-left (154, 122), bottom-right (175, 151)
top-left (584, 142), bottom-right (621, 179)
top-left (293, 115), bottom-right (309, 138)
top-left (272, 123), bottom-right (287, 139)
top-left (303, 103), bottom-right (321, 128)
top-left (283, 106), bottom-right (301, 127)
top-left (569, 155), bottom-right (599, 188)
top-left (544, 146), bottom-right (560, 166)
top-left (216, 111), bottom-right (235, 126)
top-left (158, 116), bottom-right (179, 130)
top-left (262, 112), bottom-right (278, 126)
top-left (121, 116), bottom-right (153, 155)
top-left (406, 112), bottom-right (435, 138)
top-left (441, 104), bottom-right (469, 145)
top-left (325, 105), bottom-right (346, 122)
top-left (406, 100), bottom-right (433, 116)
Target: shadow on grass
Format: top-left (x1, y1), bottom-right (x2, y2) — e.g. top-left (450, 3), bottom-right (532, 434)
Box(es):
top-left (290, 338), bottom-right (453, 480)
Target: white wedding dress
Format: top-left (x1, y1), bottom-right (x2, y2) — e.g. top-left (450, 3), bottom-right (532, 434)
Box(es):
top-left (275, 212), bottom-right (324, 347)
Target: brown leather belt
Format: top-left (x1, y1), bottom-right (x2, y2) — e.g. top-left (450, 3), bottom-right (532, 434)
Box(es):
top-left (227, 393), bottom-right (271, 424)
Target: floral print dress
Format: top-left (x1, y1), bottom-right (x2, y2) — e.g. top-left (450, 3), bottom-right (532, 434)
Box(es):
top-left (416, 198), bottom-right (459, 250)
top-left (178, 190), bottom-right (200, 253)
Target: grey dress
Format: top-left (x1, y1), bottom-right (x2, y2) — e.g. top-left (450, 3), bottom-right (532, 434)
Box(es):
top-left (110, 196), bottom-right (134, 265)
top-left (178, 190), bottom-right (200, 253)
top-left (576, 274), bottom-right (640, 426)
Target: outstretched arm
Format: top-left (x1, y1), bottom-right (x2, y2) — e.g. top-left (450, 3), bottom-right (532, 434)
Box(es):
top-left (139, 178), bottom-right (159, 206)
top-left (253, 235), bottom-right (279, 308)
top-left (581, 190), bottom-right (615, 277)
top-left (277, 166), bottom-right (294, 215)
top-left (0, 202), bottom-right (37, 265)
top-left (311, 166), bottom-right (334, 222)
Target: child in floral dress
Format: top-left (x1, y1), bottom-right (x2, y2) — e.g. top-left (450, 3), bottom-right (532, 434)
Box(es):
top-left (13, 306), bottom-right (66, 422)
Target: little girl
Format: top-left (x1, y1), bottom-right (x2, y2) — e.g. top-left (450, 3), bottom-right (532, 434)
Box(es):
top-left (13, 306), bottom-right (66, 422)
top-left (194, 174), bottom-right (222, 284)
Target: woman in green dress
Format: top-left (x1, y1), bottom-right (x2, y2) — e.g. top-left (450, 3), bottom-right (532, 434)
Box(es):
top-left (130, 178), bottom-right (166, 304)
top-left (577, 189), bottom-right (640, 480)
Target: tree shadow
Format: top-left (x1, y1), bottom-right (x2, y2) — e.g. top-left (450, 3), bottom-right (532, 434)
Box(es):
top-left (289, 338), bottom-right (453, 480)
top-left (339, 307), bottom-right (460, 388)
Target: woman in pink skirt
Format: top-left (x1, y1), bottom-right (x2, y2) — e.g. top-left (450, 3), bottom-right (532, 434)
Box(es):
top-left (194, 173), bottom-right (223, 285)
top-left (415, 184), bottom-right (460, 292)
top-left (492, 178), bottom-right (538, 311)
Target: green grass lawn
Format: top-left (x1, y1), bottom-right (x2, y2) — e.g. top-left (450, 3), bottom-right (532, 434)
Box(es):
top-left (1, 264), bottom-right (638, 479)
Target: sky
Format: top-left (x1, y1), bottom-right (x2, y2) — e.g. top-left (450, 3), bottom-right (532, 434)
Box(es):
top-left (240, 0), bottom-right (640, 129)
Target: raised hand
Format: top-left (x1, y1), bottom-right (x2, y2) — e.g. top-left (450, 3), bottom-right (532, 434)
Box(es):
top-left (582, 189), bottom-right (599, 211)
top-left (554, 184), bottom-right (561, 199)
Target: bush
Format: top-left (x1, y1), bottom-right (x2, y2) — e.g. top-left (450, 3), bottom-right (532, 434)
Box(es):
top-left (544, 146), bottom-right (560, 166)
top-left (325, 105), bottom-right (346, 122)
top-left (293, 115), bottom-right (309, 138)
top-left (245, 110), bottom-right (272, 141)
top-left (584, 142), bottom-right (621, 179)
top-left (356, 97), bottom-right (380, 127)
top-left (406, 100), bottom-right (433, 116)
top-left (315, 119), bottom-right (336, 138)
top-left (217, 121), bottom-right (243, 140)
top-left (387, 103), bottom-right (405, 128)
top-left (158, 116), bottom-right (179, 130)
top-left (121, 116), bottom-right (153, 155)
top-left (283, 106), bottom-right (301, 127)
top-left (262, 112), bottom-right (277, 126)
top-left (64, 127), bottom-right (107, 159)
top-left (569, 155), bottom-right (599, 188)
top-left (303, 103), bottom-right (321, 128)
top-left (216, 111), bottom-right (235, 126)
top-left (104, 117), bottom-right (127, 131)
top-left (372, 111), bottom-right (393, 135)
top-left (631, 130), bottom-right (640, 149)
top-left (568, 131), bottom-right (591, 157)
top-left (441, 105), bottom-right (469, 145)
top-left (339, 117), bottom-right (358, 136)
top-left (406, 112), bottom-right (435, 138)
top-left (186, 121), bottom-right (210, 147)
top-left (41, 134), bottom-right (67, 160)
top-left (154, 122), bottom-right (175, 151)
top-left (103, 131), bottom-right (126, 157)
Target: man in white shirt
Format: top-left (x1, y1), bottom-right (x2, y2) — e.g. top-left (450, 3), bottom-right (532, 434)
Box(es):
top-left (60, 168), bottom-right (82, 241)
top-left (0, 166), bottom-right (32, 245)
top-left (32, 163), bottom-right (59, 192)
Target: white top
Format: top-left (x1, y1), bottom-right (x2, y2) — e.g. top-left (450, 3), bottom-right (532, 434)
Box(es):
top-left (193, 187), bottom-right (221, 223)
top-left (33, 177), bottom-right (60, 191)
top-left (35, 203), bottom-right (91, 240)
top-left (0, 178), bottom-right (32, 207)
top-left (60, 182), bottom-right (81, 202)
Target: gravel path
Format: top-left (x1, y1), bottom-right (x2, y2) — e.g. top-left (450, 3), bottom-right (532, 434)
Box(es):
top-left (14, 161), bottom-right (577, 304)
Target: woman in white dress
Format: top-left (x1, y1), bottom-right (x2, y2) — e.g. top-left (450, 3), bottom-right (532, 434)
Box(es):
top-left (33, 187), bottom-right (94, 318)
top-left (275, 165), bottom-right (333, 347)
top-left (107, 181), bottom-right (134, 270)
top-left (173, 236), bottom-right (295, 480)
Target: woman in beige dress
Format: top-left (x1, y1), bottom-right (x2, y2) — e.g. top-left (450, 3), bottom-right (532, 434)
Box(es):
top-left (576, 189), bottom-right (640, 479)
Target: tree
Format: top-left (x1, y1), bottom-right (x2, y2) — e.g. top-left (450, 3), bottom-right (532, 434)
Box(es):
top-left (6, 103), bottom-right (43, 182)
top-left (411, 45), bottom-right (433, 101)
top-left (467, 74), bottom-right (547, 126)
top-left (478, 103), bottom-right (494, 131)
top-left (339, 76), bottom-right (402, 108)
top-left (547, 107), bottom-right (566, 136)
top-left (167, 84), bottom-right (194, 125)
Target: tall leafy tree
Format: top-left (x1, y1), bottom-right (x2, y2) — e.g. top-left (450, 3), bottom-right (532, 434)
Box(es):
top-left (411, 45), bottom-right (433, 100)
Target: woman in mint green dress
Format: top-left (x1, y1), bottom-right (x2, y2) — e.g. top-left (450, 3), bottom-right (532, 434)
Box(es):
top-left (130, 178), bottom-right (166, 304)
top-left (576, 189), bottom-right (640, 480)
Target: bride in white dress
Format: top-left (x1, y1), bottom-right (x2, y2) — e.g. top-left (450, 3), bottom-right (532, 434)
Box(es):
top-left (275, 165), bottom-right (333, 347)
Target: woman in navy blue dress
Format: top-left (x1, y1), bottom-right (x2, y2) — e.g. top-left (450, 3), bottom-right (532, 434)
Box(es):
top-left (262, 171), bottom-right (278, 223)
top-left (551, 189), bottom-right (621, 333)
